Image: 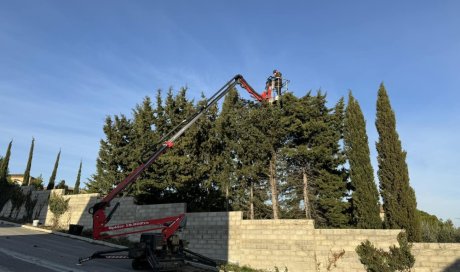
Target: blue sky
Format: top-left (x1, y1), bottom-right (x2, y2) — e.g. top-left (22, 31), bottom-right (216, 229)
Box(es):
top-left (1, 1), bottom-right (459, 225)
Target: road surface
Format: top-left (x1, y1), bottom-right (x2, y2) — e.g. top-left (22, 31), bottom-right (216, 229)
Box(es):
top-left (0, 221), bottom-right (138, 272)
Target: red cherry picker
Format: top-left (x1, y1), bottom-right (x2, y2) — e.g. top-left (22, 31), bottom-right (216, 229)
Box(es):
top-left (78, 73), bottom-right (288, 271)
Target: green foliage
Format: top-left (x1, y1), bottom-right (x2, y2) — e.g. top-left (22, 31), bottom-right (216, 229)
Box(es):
top-left (8, 185), bottom-right (25, 219)
top-left (49, 192), bottom-right (69, 228)
top-left (344, 92), bottom-right (381, 228)
top-left (280, 92), bottom-right (349, 227)
top-left (356, 232), bottom-right (415, 272)
top-left (419, 210), bottom-right (460, 242)
top-left (23, 189), bottom-right (38, 222)
top-left (55, 180), bottom-right (68, 191)
top-left (0, 141), bottom-right (12, 187)
top-left (47, 150), bottom-right (61, 190)
top-left (375, 84), bottom-right (420, 241)
top-left (30, 174), bottom-right (44, 190)
top-left (87, 114), bottom-right (134, 195)
top-left (87, 85), bottom-right (349, 225)
top-left (23, 138), bottom-right (34, 186)
top-left (73, 161), bottom-right (82, 194)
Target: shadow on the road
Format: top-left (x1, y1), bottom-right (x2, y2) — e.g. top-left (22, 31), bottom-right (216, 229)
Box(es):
top-left (0, 223), bottom-right (137, 272)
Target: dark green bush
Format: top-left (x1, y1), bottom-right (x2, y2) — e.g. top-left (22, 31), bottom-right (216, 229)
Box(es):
top-left (356, 232), bottom-right (415, 272)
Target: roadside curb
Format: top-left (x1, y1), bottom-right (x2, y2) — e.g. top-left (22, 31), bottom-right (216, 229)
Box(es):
top-left (0, 220), bottom-right (127, 249)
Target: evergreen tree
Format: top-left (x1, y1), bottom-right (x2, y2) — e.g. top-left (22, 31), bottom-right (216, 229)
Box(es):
top-left (55, 179), bottom-right (68, 190)
top-left (0, 141), bottom-right (12, 187)
top-left (280, 92), bottom-right (314, 219)
top-left (237, 102), bottom-right (272, 219)
top-left (87, 115), bottom-right (134, 194)
top-left (130, 96), bottom-right (160, 200)
top-left (177, 93), bottom-right (224, 211)
top-left (283, 92), bottom-right (348, 227)
top-left (74, 160), bottom-right (82, 194)
top-left (23, 138), bottom-right (35, 186)
top-left (314, 96), bottom-right (349, 227)
top-left (47, 150), bottom-right (61, 190)
top-left (375, 83), bottom-right (421, 241)
top-left (251, 102), bottom-right (286, 219)
top-left (30, 174), bottom-right (44, 190)
top-left (344, 92), bottom-right (381, 228)
top-left (212, 89), bottom-right (272, 217)
top-left (0, 142), bottom-right (14, 213)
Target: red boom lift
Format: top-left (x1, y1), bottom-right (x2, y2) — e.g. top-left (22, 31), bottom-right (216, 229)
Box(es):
top-left (78, 73), bottom-right (288, 271)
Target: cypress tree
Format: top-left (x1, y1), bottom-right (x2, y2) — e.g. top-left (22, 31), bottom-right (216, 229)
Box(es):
top-left (47, 150), bottom-right (61, 190)
top-left (23, 138), bottom-right (35, 186)
top-left (73, 160), bottom-right (82, 194)
top-left (0, 140), bottom-right (13, 187)
top-left (344, 92), bottom-right (381, 228)
top-left (375, 83), bottom-right (421, 241)
top-left (315, 96), bottom-right (349, 227)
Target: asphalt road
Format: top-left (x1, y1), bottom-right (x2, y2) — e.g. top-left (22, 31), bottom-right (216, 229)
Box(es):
top-left (0, 222), bottom-right (139, 272)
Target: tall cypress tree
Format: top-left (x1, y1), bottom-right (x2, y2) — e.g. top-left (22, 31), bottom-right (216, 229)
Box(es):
top-left (315, 96), bottom-right (349, 227)
top-left (375, 83), bottom-right (421, 241)
top-left (344, 92), bottom-right (381, 228)
top-left (0, 140), bottom-right (13, 187)
top-left (47, 150), bottom-right (61, 190)
top-left (23, 138), bottom-right (35, 186)
top-left (73, 160), bottom-right (82, 194)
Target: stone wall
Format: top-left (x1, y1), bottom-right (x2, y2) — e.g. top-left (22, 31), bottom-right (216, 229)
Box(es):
top-left (182, 211), bottom-right (402, 272)
top-left (182, 211), bottom-right (460, 272)
top-left (1, 189), bottom-right (460, 271)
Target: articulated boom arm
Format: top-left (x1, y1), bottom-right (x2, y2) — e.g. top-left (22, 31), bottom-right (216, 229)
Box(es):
top-left (90, 74), bottom-right (270, 240)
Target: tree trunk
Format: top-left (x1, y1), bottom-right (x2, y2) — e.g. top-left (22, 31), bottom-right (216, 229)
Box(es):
top-left (269, 151), bottom-right (279, 219)
top-left (302, 167), bottom-right (312, 219)
top-left (249, 181), bottom-right (254, 219)
top-left (225, 183), bottom-right (229, 212)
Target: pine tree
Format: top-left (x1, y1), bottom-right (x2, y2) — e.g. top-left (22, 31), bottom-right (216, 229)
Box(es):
top-left (73, 160), bottom-right (82, 194)
top-left (283, 92), bottom-right (348, 227)
top-left (376, 83), bottom-right (421, 241)
top-left (179, 93), bottom-right (223, 211)
top-left (344, 92), bottom-right (381, 228)
top-left (130, 96), bottom-right (160, 201)
top-left (23, 138), bottom-right (35, 186)
top-left (47, 150), bottom-right (61, 190)
top-left (87, 115), bottom-right (134, 194)
top-left (281, 92), bottom-right (315, 219)
top-left (0, 140), bottom-right (13, 187)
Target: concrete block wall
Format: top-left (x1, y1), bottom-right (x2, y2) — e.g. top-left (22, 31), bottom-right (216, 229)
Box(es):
top-left (3, 190), bottom-right (460, 271)
top-left (0, 186), bottom-right (53, 223)
top-left (0, 188), bottom-right (186, 242)
top-left (412, 243), bottom-right (460, 272)
top-left (182, 211), bottom-right (233, 261)
top-left (183, 211), bottom-right (460, 272)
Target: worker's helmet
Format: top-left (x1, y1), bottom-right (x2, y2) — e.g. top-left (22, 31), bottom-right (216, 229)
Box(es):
top-left (273, 69), bottom-right (277, 74)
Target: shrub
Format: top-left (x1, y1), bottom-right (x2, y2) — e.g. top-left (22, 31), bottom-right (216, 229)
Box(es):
top-left (49, 192), bottom-right (69, 229)
top-left (356, 232), bottom-right (415, 272)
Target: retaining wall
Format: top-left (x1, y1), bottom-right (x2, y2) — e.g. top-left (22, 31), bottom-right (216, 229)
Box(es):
top-left (1, 189), bottom-right (459, 271)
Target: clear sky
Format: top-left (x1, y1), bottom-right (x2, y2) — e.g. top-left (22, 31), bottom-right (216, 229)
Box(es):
top-left (1, 1), bottom-right (459, 225)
